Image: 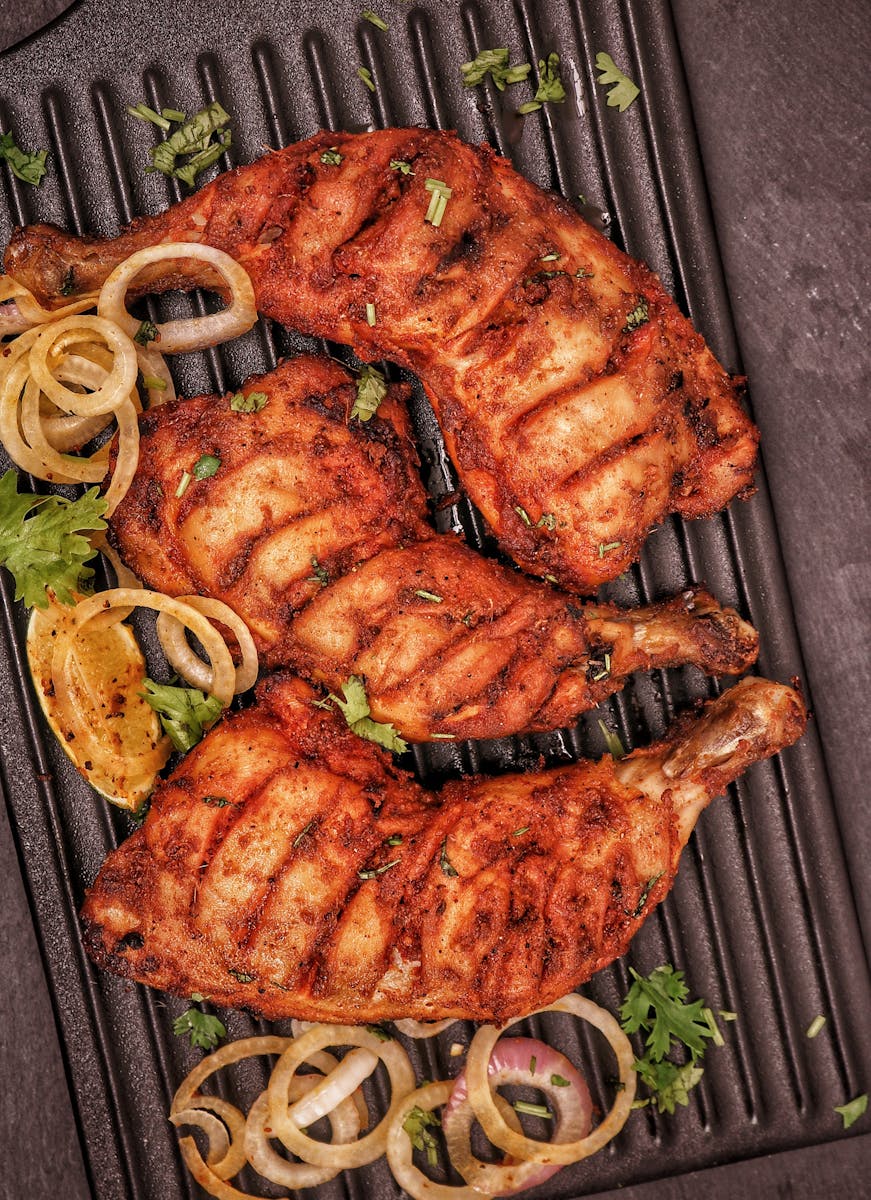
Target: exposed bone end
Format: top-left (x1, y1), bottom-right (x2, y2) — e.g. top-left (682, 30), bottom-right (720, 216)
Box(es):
top-left (662, 677), bottom-right (807, 784)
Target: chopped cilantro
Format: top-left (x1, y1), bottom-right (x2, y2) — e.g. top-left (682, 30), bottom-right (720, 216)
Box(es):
top-left (624, 299), bottom-right (650, 331)
top-left (551, 1074), bottom-right (570, 1087)
top-left (229, 390), bottom-right (269, 413)
top-left (439, 837), bottom-right (458, 877)
top-left (193, 454), bottom-right (221, 480)
top-left (597, 719), bottom-right (625, 760)
top-left (414, 589), bottom-right (443, 603)
top-left (595, 52), bottom-right (640, 112)
top-left (512, 826), bottom-right (530, 837)
top-left (461, 48), bottom-right (531, 92)
top-left (293, 820), bottom-right (315, 848)
top-left (598, 540), bottom-right (622, 557)
top-left (320, 147), bottom-right (343, 166)
top-left (362, 8), bottom-right (388, 30)
top-left (513, 1100), bottom-right (551, 1118)
top-left (147, 102), bottom-right (232, 188)
top-left (0, 131), bottom-right (48, 186)
top-left (358, 858), bottom-right (401, 880)
top-left (390, 159), bottom-right (414, 175)
top-left (133, 319), bottom-right (159, 345)
top-left (351, 364), bottom-right (387, 422)
top-left (403, 1105), bottom-right (440, 1167)
top-left (308, 556), bottom-right (329, 587)
top-left (835, 1094), bottom-right (868, 1129)
top-left (517, 53), bottom-right (566, 115)
top-left (358, 66), bottom-right (376, 93)
top-left (173, 1002), bottom-right (226, 1050)
top-left (227, 968), bottom-right (255, 983)
top-left (0, 472), bottom-right (106, 608)
top-left (328, 675), bottom-right (408, 753)
top-left (140, 680), bottom-right (223, 752)
top-left (175, 471), bottom-right (192, 499)
top-left (60, 267), bottom-right (77, 296)
top-left (202, 795), bottom-right (231, 807)
top-left (385, 833), bottom-right (403, 846)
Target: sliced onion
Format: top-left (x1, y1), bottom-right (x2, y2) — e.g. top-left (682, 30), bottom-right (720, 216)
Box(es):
top-left (443, 1037), bottom-right (591, 1194)
top-left (385, 1080), bottom-right (521, 1200)
top-left (0, 274), bottom-right (98, 327)
top-left (463, 993), bottom-right (636, 1168)
top-left (244, 1076), bottom-right (361, 1189)
top-left (73, 588), bottom-right (237, 707)
top-left (156, 595), bottom-right (259, 695)
top-left (97, 243), bottom-right (257, 353)
top-left (394, 1017), bottom-right (461, 1039)
top-left (267, 1024), bottom-right (415, 1169)
top-left (28, 315), bottom-right (138, 418)
top-left (169, 1107), bottom-right (230, 1168)
top-left (285, 1046), bottom-right (378, 1129)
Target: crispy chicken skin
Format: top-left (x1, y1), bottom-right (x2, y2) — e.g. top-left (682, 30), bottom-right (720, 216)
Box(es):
top-left (80, 675), bottom-right (806, 1022)
top-left (5, 129), bottom-right (759, 592)
top-left (109, 357), bottom-right (758, 741)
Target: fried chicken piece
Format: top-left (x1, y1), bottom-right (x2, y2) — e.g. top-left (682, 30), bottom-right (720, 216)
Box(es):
top-left (80, 674), bottom-right (806, 1022)
top-left (5, 129), bottom-right (759, 592)
top-left (108, 357), bottom-right (757, 741)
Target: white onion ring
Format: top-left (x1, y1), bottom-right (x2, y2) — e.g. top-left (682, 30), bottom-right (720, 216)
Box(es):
top-left (384, 1080), bottom-right (522, 1200)
top-left (244, 1076), bottom-right (361, 1189)
top-left (285, 1046), bottom-right (378, 1129)
top-left (169, 1107), bottom-right (230, 1168)
top-left (156, 595), bottom-right (258, 695)
top-left (463, 993), bottom-right (636, 1167)
top-left (97, 243), bottom-right (257, 353)
top-left (267, 1024), bottom-right (415, 1169)
top-left (72, 588), bottom-right (237, 707)
top-left (0, 274), bottom-right (98, 328)
top-left (28, 315), bottom-right (138, 418)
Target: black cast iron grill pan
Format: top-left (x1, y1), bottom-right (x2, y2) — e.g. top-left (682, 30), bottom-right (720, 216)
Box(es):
top-left (0, 1), bottom-right (869, 1197)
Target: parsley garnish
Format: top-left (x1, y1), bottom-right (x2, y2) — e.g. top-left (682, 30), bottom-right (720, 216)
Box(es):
top-left (127, 103), bottom-right (172, 131)
top-left (439, 837), bottom-right (458, 877)
top-left (624, 299), bottom-right (650, 331)
top-left (0, 131), bottom-right (48, 186)
top-left (308, 556), bottom-right (329, 587)
top-left (597, 719), bottom-right (625, 760)
top-left (835, 1094), bottom-right (868, 1130)
top-left (320, 147), bottom-right (343, 166)
top-left (362, 8), bottom-right (388, 29)
top-left (358, 66), bottom-right (376, 93)
top-left (147, 101), bottom-right (232, 188)
top-left (133, 319), bottom-right (159, 346)
top-left (513, 1100), bottom-right (551, 1118)
top-left (461, 48), bottom-right (532, 92)
top-left (620, 965), bottom-right (724, 1114)
top-left (403, 1105), bottom-right (440, 1167)
top-left (60, 267), bottom-right (77, 296)
top-left (202, 795), bottom-right (231, 807)
top-left (173, 999), bottom-right (226, 1050)
top-left (0, 473), bottom-right (107, 608)
top-left (551, 1074), bottom-right (570, 1087)
top-left (351, 364), bottom-right (387, 422)
top-left (626, 872), bottom-right (663, 918)
top-left (537, 512), bottom-right (556, 529)
top-left (358, 858), bottom-right (401, 880)
top-left (229, 390), bottom-right (269, 413)
top-left (227, 968), bottom-right (255, 983)
top-left (193, 454), bottom-right (221, 480)
top-left (514, 504), bottom-right (532, 526)
top-left (328, 676), bottom-right (408, 753)
top-left (595, 52), bottom-right (640, 113)
top-left (390, 159), bottom-right (414, 175)
top-left (140, 680), bottom-right (223, 752)
top-left (517, 53), bottom-right (566, 115)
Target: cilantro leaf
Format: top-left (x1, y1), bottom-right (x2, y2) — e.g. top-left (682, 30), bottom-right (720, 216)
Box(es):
top-left (0, 472), bottom-right (107, 608)
top-left (0, 131), bottom-right (48, 186)
top-left (193, 453), bottom-right (221, 480)
top-left (461, 48), bottom-right (532, 92)
top-left (328, 676), bottom-right (408, 753)
top-left (595, 52), bottom-right (640, 113)
top-left (835, 1094), bottom-right (868, 1130)
top-left (624, 298), bottom-right (650, 331)
top-left (517, 53), bottom-right (566, 115)
top-left (147, 102), bottom-right (232, 188)
top-left (403, 1105), bottom-right (440, 1167)
top-left (362, 9), bottom-right (388, 30)
top-left (634, 1059), bottom-right (705, 1114)
top-left (140, 679), bottom-right (223, 752)
top-left (173, 1003), bottom-right (226, 1051)
top-left (620, 965), bottom-right (714, 1061)
top-left (351, 364), bottom-right (387, 422)
top-left (229, 390), bottom-right (269, 413)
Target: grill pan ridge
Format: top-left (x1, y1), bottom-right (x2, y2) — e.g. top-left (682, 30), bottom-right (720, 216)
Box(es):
top-left (0, 1), bottom-right (869, 1197)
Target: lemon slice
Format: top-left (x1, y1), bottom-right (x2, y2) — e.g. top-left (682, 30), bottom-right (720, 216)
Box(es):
top-left (27, 597), bottom-right (170, 810)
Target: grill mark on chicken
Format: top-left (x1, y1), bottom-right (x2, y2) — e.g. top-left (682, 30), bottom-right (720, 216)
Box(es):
top-left (80, 674), bottom-right (806, 1021)
top-left (5, 129), bottom-right (758, 592)
top-left (104, 356), bottom-right (759, 741)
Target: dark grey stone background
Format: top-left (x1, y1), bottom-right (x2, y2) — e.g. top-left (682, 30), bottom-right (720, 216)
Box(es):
top-left (0, 0), bottom-right (868, 1196)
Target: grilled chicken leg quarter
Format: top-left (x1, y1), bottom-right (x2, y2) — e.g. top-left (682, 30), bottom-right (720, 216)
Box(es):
top-left (108, 357), bottom-right (758, 741)
top-left (81, 675), bottom-right (806, 1023)
top-left (5, 128), bottom-right (759, 591)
